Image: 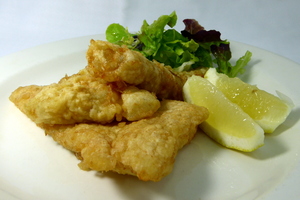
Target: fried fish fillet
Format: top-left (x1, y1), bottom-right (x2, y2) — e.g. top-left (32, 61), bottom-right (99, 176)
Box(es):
top-left (40, 100), bottom-right (209, 181)
top-left (86, 40), bottom-right (206, 100)
top-left (9, 69), bottom-right (160, 124)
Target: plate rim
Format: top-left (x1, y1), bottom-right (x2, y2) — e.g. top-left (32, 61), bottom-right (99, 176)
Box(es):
top-left (1, 34), bottom-right (299, 200)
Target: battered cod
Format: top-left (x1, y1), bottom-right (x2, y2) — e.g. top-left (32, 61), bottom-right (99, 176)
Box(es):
top-left (9, 39), bottom-right (209, 182)
top-left (40, 100), bottom-right (209, 181)
top-left (86, 40), bottom-right (206, 100)
top-left (9, 69), bottom-right (160, 124)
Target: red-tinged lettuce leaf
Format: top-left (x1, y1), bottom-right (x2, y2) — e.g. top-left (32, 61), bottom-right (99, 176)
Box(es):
top-left (182, 20), bottom-right (222, 44)
top-left (181, 19), bottom-right (251, 77)
top-left (182, 19), bottom-right (205, 34)
top-left (105, 12), bottom-right (251, 76)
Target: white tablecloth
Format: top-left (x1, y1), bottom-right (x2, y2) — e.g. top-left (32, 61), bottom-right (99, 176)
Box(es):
top-left (1, 0), bottom-right (300, 64)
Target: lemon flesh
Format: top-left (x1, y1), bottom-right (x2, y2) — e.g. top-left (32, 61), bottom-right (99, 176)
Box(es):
top-left (205, 68), bottom-right (293, 133)
top-left (183, 75), bottom-right (264, 152)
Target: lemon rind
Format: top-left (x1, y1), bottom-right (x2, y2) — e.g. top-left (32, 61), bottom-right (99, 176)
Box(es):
top-left (183, 75), bottom-right (265, 152)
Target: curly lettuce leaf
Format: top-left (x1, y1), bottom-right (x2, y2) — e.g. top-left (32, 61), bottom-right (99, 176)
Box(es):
top-left (106, 11), bottom-right (204, 71)
top-left (152, 29), bottom-right (201, 69)
top-left (105, 12), bottom-right (252, 77)
top-left (138, 11), bottom-right (177, 57)
top-left (181, 19), bottom-right (252, 77)
top-left (105, 23), bottom-right (134, 45)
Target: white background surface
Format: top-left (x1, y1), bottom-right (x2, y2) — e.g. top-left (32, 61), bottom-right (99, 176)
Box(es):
top-left (1, 1), bottom-right (300, 200)
top-left (1, 0), bottom-right (300, 65)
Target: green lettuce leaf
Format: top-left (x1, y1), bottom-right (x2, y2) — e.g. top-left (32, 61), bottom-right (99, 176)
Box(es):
top-left (105, 23), bottom-right (134, 45)
top-left (105, 11), bottom-right (252, 77)
top-left (138, 11), bottom-right (177, 57)
top-left (182, 19), bottom-right (252, 77)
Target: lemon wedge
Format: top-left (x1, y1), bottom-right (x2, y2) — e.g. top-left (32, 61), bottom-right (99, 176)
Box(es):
top-left (183, 75), bottom-right (264, 152)
top-left (205, 68), bottom-right (293, 133)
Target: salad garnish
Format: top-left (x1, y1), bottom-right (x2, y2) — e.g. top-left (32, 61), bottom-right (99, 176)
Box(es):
top-left (105, 11), bottom-right (251, 77)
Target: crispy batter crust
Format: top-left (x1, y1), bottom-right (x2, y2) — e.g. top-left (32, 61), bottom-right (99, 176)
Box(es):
top-left (9, 69), bottom-right (160, 124)
top-left (86, 40), bottom-right (204, 100)
top-left (40, 100), bottom-right (208, 181)
top-left (9, 40), bottom-right (209, 182)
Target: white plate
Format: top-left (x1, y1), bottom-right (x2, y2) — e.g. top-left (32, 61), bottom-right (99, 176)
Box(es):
top-left (0, 35), bottom-right (299, 200)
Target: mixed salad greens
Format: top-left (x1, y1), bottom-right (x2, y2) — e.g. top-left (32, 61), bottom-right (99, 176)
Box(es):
top-left (106, 11), bottom-right (252, 77)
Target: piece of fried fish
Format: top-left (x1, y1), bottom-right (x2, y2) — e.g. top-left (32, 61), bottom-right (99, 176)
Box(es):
top-left (9, 69), bottom-right (160, 124)
top-left (86, 40), bottom-right (206, 100)
top-left (40, 100), bottom-right (209, 181)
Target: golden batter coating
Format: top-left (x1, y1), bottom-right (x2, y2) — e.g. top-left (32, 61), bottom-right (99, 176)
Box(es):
top-left (40, 100), bottom-right (209, 182)
top-left (86, 40), bottom-right (206, 100)
top-left (9, 39), bottom-right (209, 182)
top-left (9, 69), bottom-right (160, 124)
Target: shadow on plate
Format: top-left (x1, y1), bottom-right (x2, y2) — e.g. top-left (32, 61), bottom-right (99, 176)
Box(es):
top-left (236, 58), bottom-right (261, 83)
top-left (268, 107), bottom-right (300, 137)
top-left (243, 135), bottom-right (287, 160)
top-left (88, 105), bottom-right (299, 200)
top-left (92, 126), bottom-right (292, 200)
top-left (93, 132), bottom-right (223, 200)
top-left (241, 107), bottom-right (300, 160)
